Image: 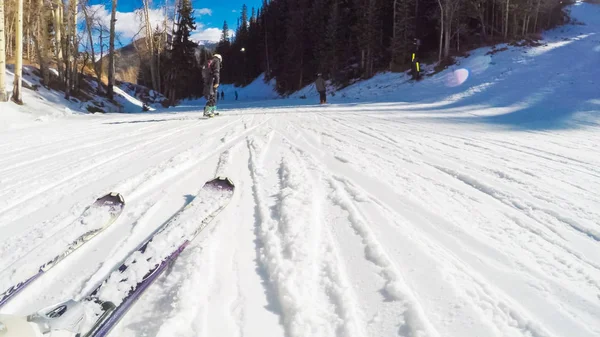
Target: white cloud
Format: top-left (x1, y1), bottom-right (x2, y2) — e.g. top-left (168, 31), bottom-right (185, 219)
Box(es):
top-left (83, 5), bottom-right (231, 46)
top-left (232, 9), bottom-right (237, 13)
top-left (196, 8), bottom-right (212, 16)
top-left (190, 28), bottom-right (221, 42)
top-left (190, 28), bottom-right (235, 43)
top-left (87, 5), bottom-right (171, 40)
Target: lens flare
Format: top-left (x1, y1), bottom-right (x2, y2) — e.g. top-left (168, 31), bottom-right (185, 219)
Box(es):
top-left (446, 68), bottom-right (470, 87)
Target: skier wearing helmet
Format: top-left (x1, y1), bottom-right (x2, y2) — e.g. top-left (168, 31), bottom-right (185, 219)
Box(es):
top-left (202, 53), bottom-right (222, 117)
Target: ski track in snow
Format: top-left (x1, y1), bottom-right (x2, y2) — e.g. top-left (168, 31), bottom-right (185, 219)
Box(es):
top-left (1, 109), bottom-right (599, 336)
top-left (2, 108), bottom-right (599, 336)
top-left (2, 4), bottom-right (600, 336)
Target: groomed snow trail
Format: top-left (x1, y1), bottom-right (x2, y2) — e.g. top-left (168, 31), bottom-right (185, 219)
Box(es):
top-left (2, 3), bottom-right (600, 336)
top-left (1, 101), bottom-right (598, 337)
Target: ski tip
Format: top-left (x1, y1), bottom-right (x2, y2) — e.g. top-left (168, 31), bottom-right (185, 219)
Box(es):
top-left (216, 176), bottom-right (234, 186)
top-left (110, 192), bottom-right (125, 203)
top-left (208, 176), bottom-right (235, 189)
top-left (97, 192), bottom-right (126, 205)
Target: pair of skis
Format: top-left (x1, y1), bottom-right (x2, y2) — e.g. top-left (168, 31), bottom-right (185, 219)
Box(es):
top-left (0, 177), bottom-right (234, 337)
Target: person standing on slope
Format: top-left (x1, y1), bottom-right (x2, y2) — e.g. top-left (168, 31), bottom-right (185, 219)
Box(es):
top-left (202, 53), bottom-right (222, 116)
top-left (315, 73), bottom-right (327, 104)
top-left (411, 38), bottom-right (422, 81)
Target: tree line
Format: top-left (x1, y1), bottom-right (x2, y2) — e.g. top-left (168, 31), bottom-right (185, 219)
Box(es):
top-left (0, 0), bottom-right (573, 105)
top-left (217, 0), bottom-right (571, 94)
top-left (0, 0), bottom-right (200, 105)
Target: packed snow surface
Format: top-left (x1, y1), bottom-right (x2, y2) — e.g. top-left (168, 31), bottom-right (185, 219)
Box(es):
top-left (1, 2), bottom-right (600, 337)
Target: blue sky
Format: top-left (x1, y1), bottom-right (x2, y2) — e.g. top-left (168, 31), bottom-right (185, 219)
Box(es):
top-left (86, 0), bottom-right (261, 45)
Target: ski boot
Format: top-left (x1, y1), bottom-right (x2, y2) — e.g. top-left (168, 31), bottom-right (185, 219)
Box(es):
top-left (203, 106), bottom-right (216, 118)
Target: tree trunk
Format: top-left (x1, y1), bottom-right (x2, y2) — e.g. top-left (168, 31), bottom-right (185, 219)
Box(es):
top-left (69, 0), bottom-right (78, 95)
top-left (0, 0), bottom-right (7, 102)
top-left (64, 0), bottom-right (71, 98)
top-left (26, 2), bottom-right (31, 61)
top-left (491, 0), bottom-right (495, 37)
top-left (265, 27), bottom-right (270, 76)
top-left (392, 0), bottom-right (397, 68)
top-left (298, 52), bottom-right (303, 90)
top-left (479, 12), bottom-right (488, 41)
top-left (512, 12), bottom-right (518, 38)
top-left (63, 0), bottom-right (78, 98)
top-left (12, 0), bottom-right (24, 104)
top-left (83, 4), bottom-right (101, 86)
top-left (443, 7), bottom-right (451, 59)
top-left (457, 26), bottom-right (460, 51)
top-left (38, 0), bottom-right (49, 86)
top-left (361, 49), bottom-right (365, 72)
top-left (54, 0), bottom-right (64, 81)
top-left (437, 0), bottom-right (444, 63)
top-left (143, 0), bottom-right (158, 91)
top-left (7, 17), bottom-right (13, 59)
top-left (504, 0), bottom-right (509, 39)
top-left (107, 0), bottom-right (117, 99)
top-left (99, 25), bottom-right (104, 80)
top-left (533, 0), bottom-right (541, 32)
top-left (415, 0), bottom-right (419, 34)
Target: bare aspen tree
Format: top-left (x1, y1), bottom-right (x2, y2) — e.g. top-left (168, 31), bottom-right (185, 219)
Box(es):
top-left (107, 0), bottom-right (117, 99)
top-left (63, 0), bottom-right (80, 97)
top-left (533, 0), bottom-right (541, 31)
top-left (97, 20), bottom-right (107, 79)
top-left (436, 0), bottom-right (461, 62)
top-left (12, 0), bottom-right (24, 104)
top-left (82, 3), bottom-right (102, 86)
top-left (53, 0), bottom-right (64, 81)
top-left (68, 0), bottom-right (78, 95)
top-left (7, 10), bottom-right (13, 59)
top-left (143, 0), bottom-right (159, 91)
top-left (26, 0), bottom-right (31, 60)
top-left (37, 0), bottom-right (50, 86)
top-left (470, 0), bottom-right (488, 40)
top-left (0, 0), bottom-right (7, 101)
top-left (169, 0), bottom-right (179, 48)
top-left (64, 0), bottom-right (72, 97)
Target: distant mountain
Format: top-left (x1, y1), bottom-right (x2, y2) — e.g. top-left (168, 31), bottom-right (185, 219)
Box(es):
top-left (196, 41), bottom-right (218, 50)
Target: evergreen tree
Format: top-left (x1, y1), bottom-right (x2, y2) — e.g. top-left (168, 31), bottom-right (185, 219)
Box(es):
top-left (201, 0), bottom-right (566, 93)
top-left (241, 5), bottom-right (249, 34)
top-left (220, 21), bottom-right (230, 43)
top-left (167, 0), bottom-right (199, 101)
top-left (216, 21), bottom-right (232, 83)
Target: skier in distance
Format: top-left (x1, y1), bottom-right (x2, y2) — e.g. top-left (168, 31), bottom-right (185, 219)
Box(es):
top-left (202, 53), bottom-right (222, 116)
top-left (315, 73), bottom-right (327, 104)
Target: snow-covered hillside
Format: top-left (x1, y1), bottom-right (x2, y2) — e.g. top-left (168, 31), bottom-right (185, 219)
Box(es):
top-left (0, 2), bottom-right (599, 337)
top-left (0, 65), bottom-right (166, 130)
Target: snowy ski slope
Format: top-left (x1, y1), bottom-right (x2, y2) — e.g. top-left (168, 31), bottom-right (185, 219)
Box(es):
top-left (1, 2), bottom-right (600, 337)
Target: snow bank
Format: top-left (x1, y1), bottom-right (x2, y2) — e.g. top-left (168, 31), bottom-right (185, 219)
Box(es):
top-left (0, 66), bottom-right (81, 130)
top-left (324, 2), bottom-right (600, 129)
top-left (0, 65), bottom-right (168, 131)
